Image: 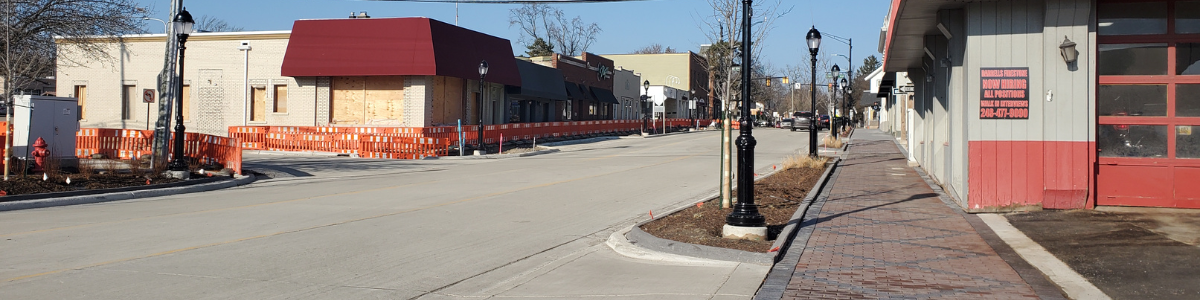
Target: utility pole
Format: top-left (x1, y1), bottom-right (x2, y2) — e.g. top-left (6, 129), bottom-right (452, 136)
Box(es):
top-left (152, 0), bottom-right (183, 167)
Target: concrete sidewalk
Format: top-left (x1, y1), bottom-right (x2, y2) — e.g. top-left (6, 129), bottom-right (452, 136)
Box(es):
top-left (779, 129), bottom-right (1061, 299)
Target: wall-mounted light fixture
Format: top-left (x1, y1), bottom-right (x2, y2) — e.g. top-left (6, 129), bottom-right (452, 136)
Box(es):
top-left (1059, 36), bottom-right (1078, 64)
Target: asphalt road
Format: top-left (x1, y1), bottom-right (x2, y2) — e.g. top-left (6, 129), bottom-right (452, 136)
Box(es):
top-left (0, 128), bottom-right (817, 299)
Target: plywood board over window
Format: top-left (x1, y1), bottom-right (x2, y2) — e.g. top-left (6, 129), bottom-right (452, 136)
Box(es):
top-left (251, 86), bottom-right (266, 122)
top-left (331, 76), bottom-right (405, 125)
top-left (332, 77), bottom-right (366, 124)
top-left (182, 85), bottom-right (191, 121)
top-left (74, 85), bottom-right (87, 119)
top-left (274, 85), bottom-right (288, 113)
top-left (364, 76), bottom-right (403, 125)
top-left (122, 85), bottom-right (136, 120)
top-left (431, 76), bottom-right (465, 125)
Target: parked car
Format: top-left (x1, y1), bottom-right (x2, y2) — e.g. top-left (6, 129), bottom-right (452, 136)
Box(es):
top-left (790, 112), bottom-right (814, 131)
top-left (819, 115), bottom-right (831, 130)
top-left (779, 118), bottom-right (794, 129)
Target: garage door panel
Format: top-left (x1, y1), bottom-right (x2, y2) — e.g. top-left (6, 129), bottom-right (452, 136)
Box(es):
top-left (1098, 165), bottom-right (1173, 199)
top-left (1174, 167), bottom-right (1200, 201)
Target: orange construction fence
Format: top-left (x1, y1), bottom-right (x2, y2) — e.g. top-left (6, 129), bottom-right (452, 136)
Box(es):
top-left (229, 119), bottom-right (712, 159)
top-left (76, 128), bottom-right (243, 174)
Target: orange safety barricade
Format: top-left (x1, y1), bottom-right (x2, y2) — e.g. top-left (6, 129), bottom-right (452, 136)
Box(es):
top-left (76, 128), bottom-right (243, 174)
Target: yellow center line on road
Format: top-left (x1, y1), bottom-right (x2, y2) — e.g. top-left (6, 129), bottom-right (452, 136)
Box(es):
top-left (0, 168), bottom-right (524, 239)
top-left (2, 153), bottom-right (700, 284)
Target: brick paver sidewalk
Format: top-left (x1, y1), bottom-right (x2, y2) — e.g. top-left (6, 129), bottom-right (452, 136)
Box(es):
top-left (782, 130), bottom-right (1040, 299)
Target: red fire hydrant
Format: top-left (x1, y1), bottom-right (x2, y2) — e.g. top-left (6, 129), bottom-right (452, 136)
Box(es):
top-left (31, 137), bottom-right (49, 172)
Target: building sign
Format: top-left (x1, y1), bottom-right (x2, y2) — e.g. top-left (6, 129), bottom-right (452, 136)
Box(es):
top-left (979, 67), bottom-right (1029, 119)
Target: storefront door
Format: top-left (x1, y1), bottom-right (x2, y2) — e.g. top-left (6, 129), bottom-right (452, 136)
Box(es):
top-left (1096, 0), bottom-right (1200, 208)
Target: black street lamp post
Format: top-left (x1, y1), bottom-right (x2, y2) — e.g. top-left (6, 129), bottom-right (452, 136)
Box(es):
top-left (840, 77), bottom-right (849, 131)
top-left (725, 0), bottom-right (766, 233)
top-left (477, 60), bottom-right (488, 154)
top-left (806, 26), bottom-right (821, 157)
top-left (642, 80), bottom-right (650, 135)
top-left (168, 8), bottom-right (195, 172)
top-left (830, 64), bottom-right (840, 133)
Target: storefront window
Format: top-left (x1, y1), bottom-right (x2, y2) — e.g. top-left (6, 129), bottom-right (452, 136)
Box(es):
top-left (1099, 44), bottom-right (1168, 75)
top-left (1098, 2), bottom-right (1168, 35)
top-left (1179, 84), bottom-right (1200, 116)
top-left (1178, 43), bottom-right (1200, 75)
top-left (1099, 125), bottom-right (1169, 157)
top-left (1177, 1), bottom-right (1200, 34)
top-left (1099, 85), bottom-right (1168, 116)
top-left (1179, 126), bottom-right (1200, 158)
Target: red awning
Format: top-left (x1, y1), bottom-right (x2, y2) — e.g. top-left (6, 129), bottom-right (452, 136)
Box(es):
top-left (281, 17), bottom-right (521, 87)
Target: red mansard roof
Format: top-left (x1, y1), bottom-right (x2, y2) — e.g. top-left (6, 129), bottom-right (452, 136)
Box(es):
top-left (282, 17), bottom-right (521, 87)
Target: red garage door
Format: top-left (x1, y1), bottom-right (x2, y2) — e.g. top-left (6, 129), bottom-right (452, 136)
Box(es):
top-left (1097, 0), bottom-right (1200, 208)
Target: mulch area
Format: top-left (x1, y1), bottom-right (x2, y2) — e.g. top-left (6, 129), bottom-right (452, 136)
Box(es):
top-left (0, 173), bottom-right (181, 199)
top-left (640, 165), bottom-right (825, 253)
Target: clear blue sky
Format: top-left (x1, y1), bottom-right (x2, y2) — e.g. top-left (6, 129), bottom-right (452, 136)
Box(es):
top-left (134, 0), bottom-right (890, 72)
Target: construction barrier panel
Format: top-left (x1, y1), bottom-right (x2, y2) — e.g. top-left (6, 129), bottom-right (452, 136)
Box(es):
top-left (225, 119), bottom-right (715, 160)
top-left (76, 128), bottom-right (243, 174)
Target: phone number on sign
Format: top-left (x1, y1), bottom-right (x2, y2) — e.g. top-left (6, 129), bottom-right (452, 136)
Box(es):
top-left (980, 108), bottom-right (1028, 119)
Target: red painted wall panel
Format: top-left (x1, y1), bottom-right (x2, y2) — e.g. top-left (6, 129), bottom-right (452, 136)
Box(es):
top-left (968, 141), bottom-right (1093, 211)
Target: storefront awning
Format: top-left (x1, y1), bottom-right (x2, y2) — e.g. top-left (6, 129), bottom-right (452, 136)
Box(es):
top-left (590, 88), bottom-right (620, 104)
top-left (564, 82), bottom-right (595, 102)
top-left (281, 17), bottom-right (521, 86)
top-left (509, 60), bottom-right (567, 101)
top-left (881, 0), bottom-right (969, 72)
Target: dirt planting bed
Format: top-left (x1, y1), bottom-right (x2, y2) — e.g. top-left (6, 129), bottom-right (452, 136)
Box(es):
top-left (639, 165), bottom-right (825, 253)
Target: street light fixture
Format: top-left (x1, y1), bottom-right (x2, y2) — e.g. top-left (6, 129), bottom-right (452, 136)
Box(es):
top-left (168, 8), bottom-right (194, 172)
top-left (806, 26), bottom-right (821, 157)
top-left (724, 0), bottom-right (766, 240)
top-left (477, 60), bottom-right (488, 155)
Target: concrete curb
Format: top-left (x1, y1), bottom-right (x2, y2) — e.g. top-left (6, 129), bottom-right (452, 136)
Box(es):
top-left (641, 129), bottom-right (707, 138)
top-left (619, 157), bottom-right (840, 268)
top-left (0, 174), bottom-right (257, 212)
top-left (753, 158), bottom-right (842, 300)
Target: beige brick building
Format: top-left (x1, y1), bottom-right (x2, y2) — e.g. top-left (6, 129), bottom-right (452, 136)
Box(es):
top-left (57, 17), bottom-right (522, 137)
top-left (58, 31), bottom-right (300, 136)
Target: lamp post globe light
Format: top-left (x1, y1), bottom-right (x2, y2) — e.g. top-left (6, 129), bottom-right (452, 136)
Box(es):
top-left (806, 26), bottom-right (821, 157)
top-left (477, 60), bottom-right (488, 155)
top-left (168, 8), bottom-right (195, 172)
top-left (723, 0), bottom-right (766, 241)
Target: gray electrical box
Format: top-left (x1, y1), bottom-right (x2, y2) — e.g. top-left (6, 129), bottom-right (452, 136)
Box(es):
top-left (13, 95), bottom-right (80, 160)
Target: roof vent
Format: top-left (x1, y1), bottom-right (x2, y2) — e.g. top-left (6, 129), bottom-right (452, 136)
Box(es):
top-left (349, 11), bottom-right (370, 19)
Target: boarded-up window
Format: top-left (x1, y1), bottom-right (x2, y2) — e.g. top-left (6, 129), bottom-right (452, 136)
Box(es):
top-left (331, 76), bottom-right (404, 125)
top-left (74, 85), bottom-right (87, 119)
top-left (251, 86), bottom-right (266, 121)
top-left (182, 85), bottom-right (191, 121)
top-left (274, 85), bottom-right (288, 113)
top-left (122, 85), bottom-right (136, 120)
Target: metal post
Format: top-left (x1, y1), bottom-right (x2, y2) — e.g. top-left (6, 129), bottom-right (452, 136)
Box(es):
top-left (168, 35), bottom-right (189, 171)
top-left (478, 76), bottom-right (485, 153)
top-left (809, 56), bottom-right (818, 156)
top-left (726, 0), bottom-right (765, 229)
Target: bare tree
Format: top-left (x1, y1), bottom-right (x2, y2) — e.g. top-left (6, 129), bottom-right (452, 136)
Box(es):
top-left (195, 15), bottom-right (243, 32)
top-left (509, 3), bottom-right (601, 56)
top-left (631, 43), bottom-right (678, 54)
top-left (2, 0), bottom-right (143, 179)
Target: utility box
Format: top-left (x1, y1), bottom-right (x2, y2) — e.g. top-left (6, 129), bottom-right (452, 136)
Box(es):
top-left (13, 95), bottom-right (80, 161)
